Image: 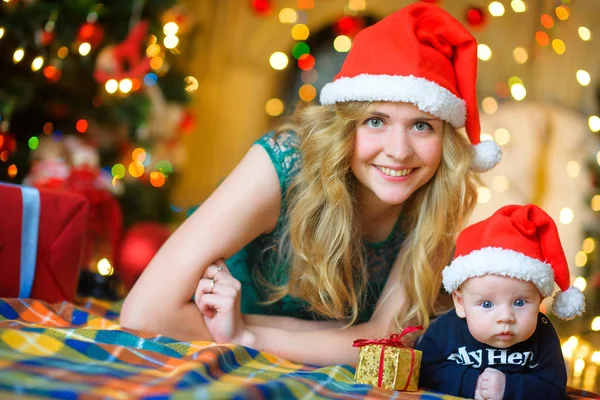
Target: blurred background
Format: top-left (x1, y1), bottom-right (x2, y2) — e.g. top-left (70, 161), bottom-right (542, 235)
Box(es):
top-left (0, 0), bottom-right (599, 392)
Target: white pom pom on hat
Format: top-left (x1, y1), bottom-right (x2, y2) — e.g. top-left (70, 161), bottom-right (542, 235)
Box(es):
top-left (319, 2), bottom-right (501, 172)
top-left (442, 204), bottom-right (586, 320)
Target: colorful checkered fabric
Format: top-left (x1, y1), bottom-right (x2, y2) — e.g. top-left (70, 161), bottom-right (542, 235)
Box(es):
top-left (2, 299), bottom-right (596, 399)
top-left (0, 298), bottom-right (464, 399)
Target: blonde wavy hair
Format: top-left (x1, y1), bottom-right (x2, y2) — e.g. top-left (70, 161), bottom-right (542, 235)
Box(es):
top-left (267, 101), bottom-right (479, 330)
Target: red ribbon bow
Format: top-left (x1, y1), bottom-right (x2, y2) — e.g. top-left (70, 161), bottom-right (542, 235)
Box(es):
top-left (352, 326), bottom-right (423, 348)
top-left (353, 326), bottom-right (423, 390)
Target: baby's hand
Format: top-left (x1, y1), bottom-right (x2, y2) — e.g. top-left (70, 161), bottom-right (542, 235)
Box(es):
top-left (474, 368), bottom-right (506, 400)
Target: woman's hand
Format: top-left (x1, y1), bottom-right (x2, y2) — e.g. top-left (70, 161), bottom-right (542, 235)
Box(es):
top-left (194, 260), bottom-right (254, 346)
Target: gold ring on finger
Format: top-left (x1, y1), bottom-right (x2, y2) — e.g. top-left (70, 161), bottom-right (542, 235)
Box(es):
top-left (209, 278), bottom-right (215, 293)
top-left (213, 266), bottom-right (222, 279)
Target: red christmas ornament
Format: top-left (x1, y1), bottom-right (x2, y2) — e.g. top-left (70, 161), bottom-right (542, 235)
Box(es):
top-left (465, 6), bottom-right (488, 30)
top-left (77, 21), bottom-right (105, 47)
top-left (93, 21), bottom-right (151, 84)
top-left (116, 222), bottom-right (172, 289)
top-left (334, 16), bottom-right (365, 38)
top-left (250, 0), bottom-right (273, 16)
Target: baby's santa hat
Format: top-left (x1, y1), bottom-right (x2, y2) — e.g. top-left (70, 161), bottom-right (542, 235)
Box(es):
top-left (319, 2), bottom-right (501, 172)
top-left (442, 204), bottom-right (585, 320)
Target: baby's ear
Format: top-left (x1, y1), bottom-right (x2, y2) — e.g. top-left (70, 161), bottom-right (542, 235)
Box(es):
top-left (452, 290), bottom-right (466, 318)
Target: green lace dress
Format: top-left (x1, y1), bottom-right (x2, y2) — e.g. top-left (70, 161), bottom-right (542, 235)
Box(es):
top-left (226, 131), bottom-right (406, 325)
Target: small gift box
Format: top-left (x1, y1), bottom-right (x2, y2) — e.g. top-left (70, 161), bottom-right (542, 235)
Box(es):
top-left (353, 326), bottom-right (423, 391)
top-left (0, 182), bottom-right (89, 303)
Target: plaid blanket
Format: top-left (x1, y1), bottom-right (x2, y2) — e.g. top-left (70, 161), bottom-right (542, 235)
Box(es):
top-left (0, 298), bottom-right (597, 400)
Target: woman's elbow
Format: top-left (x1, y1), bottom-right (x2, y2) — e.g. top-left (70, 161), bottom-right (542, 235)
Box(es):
top-left (119, 294), bottom-right (153, 332)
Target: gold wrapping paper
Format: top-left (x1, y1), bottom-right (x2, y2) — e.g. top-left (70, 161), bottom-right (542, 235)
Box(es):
top-left (354, 344), bottom-right (422, 391)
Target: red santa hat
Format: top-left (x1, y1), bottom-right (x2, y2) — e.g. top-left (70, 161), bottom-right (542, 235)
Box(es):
top-left (442, 204), bottom-right (586, 320)
top-left (319, 3), bottom-right (501, 172)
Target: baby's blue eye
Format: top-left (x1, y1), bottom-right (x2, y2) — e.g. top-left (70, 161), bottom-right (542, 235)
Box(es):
top-left (366, 118), bottom-right (383, 128)
top-left (514, 299), bottom-right (526, 307)
top-left (481, 301), bottom-right (493, 309)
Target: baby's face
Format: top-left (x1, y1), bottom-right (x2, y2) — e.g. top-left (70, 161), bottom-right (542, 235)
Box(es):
top-left (453, 275), bottom-right (542, 348)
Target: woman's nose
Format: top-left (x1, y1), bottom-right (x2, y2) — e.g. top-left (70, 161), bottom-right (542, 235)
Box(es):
top-left (384, 129), bottom-right (413, 160)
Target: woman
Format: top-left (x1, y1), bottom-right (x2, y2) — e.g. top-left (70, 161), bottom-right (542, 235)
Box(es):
top-left (121, 2), bottom-right (501, 366)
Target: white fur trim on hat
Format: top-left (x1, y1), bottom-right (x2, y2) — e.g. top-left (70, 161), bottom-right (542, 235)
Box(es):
top-left (471, 140), bottom-right (502, 172)
top-left (552, 286), bottom-right (586, 320)
top-left (319, 74), bottom-right (466, 128)
top-left (442, 247), bottom-right (555, 297)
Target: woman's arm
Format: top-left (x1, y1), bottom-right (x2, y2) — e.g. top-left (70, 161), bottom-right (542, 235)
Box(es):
top-left (244, 259), bottom-right (410, 365)
top-left (120, 145), bottom-right (282, 340)
top-left (244, 315), bottom-right (346, 331)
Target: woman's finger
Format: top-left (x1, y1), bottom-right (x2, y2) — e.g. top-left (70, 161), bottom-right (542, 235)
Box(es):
top-left (197, 293), bottom-right (236, 315)
top-left (196, 278), bottom-right (239, 298)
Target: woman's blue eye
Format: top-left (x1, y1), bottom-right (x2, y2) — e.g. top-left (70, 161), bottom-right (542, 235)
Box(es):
top-left (413, 121), bottom-right (433, 131)
top-left (366, 118), bottom-right (383, 128)
top-left (481, 301), bottom-right (493, 309)
top-left (514, 299), bottom-right (526, 307)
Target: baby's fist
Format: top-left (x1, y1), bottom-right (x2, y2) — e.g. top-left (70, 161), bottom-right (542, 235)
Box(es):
top-left (478, 368), bottom-right (506, 400)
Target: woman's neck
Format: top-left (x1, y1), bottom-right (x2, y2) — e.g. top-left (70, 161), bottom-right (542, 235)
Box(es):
top-left (357, 186), bottom-right (404, 243)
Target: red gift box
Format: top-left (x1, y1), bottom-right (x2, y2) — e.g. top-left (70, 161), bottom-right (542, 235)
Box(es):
top-left (0, 183), bottom-right (89, 303)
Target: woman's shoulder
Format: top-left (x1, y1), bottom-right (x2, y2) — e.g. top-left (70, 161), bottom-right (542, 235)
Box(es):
top-left (254, 130), bottom-right (303, 194)
top-left (255, 130), bottom-right (301, 154)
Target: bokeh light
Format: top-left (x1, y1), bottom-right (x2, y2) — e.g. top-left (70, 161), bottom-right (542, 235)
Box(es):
top-left (536, 31), bottom-right (549, 46)
top-left (76, 119), bottom-right (88, 133)
top-left (578, 27), bottom-right (591, 41)
top-left (112, 164), bottom-right (126, 179)
top-left (291, 24), bottom-right (310, 40)
top-left (477, 44), bottom-right (492, 61)
top-left (132, 148), bottom-right (147, 162)
top-left (511, 0), bottom-right (526, 12)
top-left (477, 187), bottom-right (492, 204)
top-left (7, 164), bottom-right (17, 178)
top-left (582, 237), bottom-right (596, 254)
top-left (482, 97), bottom-right (498, 114)
top-left (559, 207), bottom-right (574, 225)
top-left (31, 56), bottom-right (44, 71)
top-left (334, 35), bottom-right (352, 52)
top-left (279, 8), bottom-right (297, 24)
top-left (552, 39), bottom-right (566, 55)
top-left (589, 116), bottom-right (600, 132)
top-left (129, 161), bottom-right (144, 177)
top-left (488, 2), bottom-right (505, 16)
top-left (150, 171), bottom-right (166, 187)
top-left (105, 79), bottom-right (118, 94)
top-left (270, 52), bottom-right (289, 70)
top-left (265, 98), bottom-right (284, 116)
top-left (494, 128), bottom-right (510, 145)
top-left (28, 136), bottom-right (39, 150)
top-left (155, 160), bottom-right (173, 176)
top-left (13, 48), bottom-right (24, 63)
top-left (78, 42), bottom-right (91, 56)
top-left (513, 47), bottom-right (528, 64)
top-left (575, 251), bottom-right (588, 267)
top-left (299, 84), bottom-right (316, 102)
top-left (163, 34), bottom-right (179, 49)
top-left (576, 70), bottom-right (591, 86)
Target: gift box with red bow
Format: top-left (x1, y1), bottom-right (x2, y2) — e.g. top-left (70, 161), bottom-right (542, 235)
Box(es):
top-left (0, 182), bottom-right (89, 303)
top-left (353, 327), bottom-right (423, 391)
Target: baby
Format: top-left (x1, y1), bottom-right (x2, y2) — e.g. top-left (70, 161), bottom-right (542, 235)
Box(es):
top-left (417, 204), bottom-right (585, 400)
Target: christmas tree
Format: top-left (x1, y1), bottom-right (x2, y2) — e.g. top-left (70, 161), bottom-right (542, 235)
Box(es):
top-left (0, 0), bottom-right (196, 296)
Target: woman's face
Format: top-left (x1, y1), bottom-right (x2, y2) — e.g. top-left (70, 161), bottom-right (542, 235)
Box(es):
top-left (351, 102), bottom-right (444, 207)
